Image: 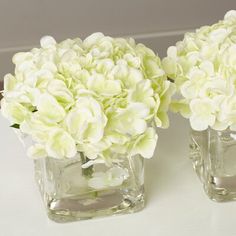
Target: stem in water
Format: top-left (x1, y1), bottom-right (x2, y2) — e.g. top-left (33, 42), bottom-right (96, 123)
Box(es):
top-left (80, 152), bottom-right (93, 178)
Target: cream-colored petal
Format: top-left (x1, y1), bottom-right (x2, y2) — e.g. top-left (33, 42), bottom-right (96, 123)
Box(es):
top-left (40, 36), bottom-right (57, 48)
top-left (131, 127), bottom-right (158, 159)
top-left (1, 99), bottom-right (29, 124)
top-left (46, 128), bottom-right (77, 159)
top-left (37, 94), bottom-right (66, 123)
top-left (27, 144), bottom-right (47, 159)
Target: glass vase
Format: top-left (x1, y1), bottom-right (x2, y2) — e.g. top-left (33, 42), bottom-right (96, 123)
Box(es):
top-left (34, 153), bottom-right (144, 222)
top-left (190, 127), bottom-right (236, 202)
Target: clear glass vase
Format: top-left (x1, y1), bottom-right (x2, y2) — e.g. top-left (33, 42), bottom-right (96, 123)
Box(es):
top-left (190, 128), bottom-right (236, 202)
top-left (34, 153), bottom-right (144, 222)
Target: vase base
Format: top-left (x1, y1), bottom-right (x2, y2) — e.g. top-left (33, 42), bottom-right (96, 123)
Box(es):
top-left (44, 187), bottom-right (145, 223)
top-left (190, 129), bottom-right (236, 202)
top-left (203, 175), bottom-right (236, 202)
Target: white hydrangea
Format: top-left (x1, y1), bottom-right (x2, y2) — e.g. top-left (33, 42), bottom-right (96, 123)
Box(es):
top-left (163, 10), bottom-right (236, 131)
top-left (88, 166), bottom-right (129, 190)
top-left (1, 33), bottom-right (175, 163)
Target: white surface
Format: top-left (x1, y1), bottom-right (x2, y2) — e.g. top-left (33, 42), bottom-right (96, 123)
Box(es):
top-left (1, 113), bottom-right (236, 236)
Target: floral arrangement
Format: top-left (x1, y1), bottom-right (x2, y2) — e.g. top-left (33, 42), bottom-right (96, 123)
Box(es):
top-left (163, 10), bottom-right (236, 131)
top-left (1, 33), bottom-right (174, 167)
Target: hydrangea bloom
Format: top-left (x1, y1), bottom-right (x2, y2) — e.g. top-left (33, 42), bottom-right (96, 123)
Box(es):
top-left (88, 166), bottom-right (129, 190)
top-left (163, 10), bottom-right (236, 131)
top-left (1, 33), bottom-right (174, 164)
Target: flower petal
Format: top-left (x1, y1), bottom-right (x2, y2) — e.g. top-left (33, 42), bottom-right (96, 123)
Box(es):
top-left (40, 36), bottom-right (57, 48)
top-left (37, 94), bottom-right (66, 123)
top-left (46, 128), bottom-right (77, 159)
top-left (27, 144), bottom-right (47, 159)
top-left (131, 127), bottom-right (158, 158)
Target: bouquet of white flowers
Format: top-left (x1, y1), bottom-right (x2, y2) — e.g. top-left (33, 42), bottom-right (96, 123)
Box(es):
top-left (163, 10), bottom-right (236, 131)
top-left (1, 32), bottom-right (174, 164)
top-left (162, 10), bottom-right (236, 203)
top-left (0, 32), bottom-right (176, 222)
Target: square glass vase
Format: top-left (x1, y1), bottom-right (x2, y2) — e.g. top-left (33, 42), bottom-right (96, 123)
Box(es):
top-left (190, 128), bottom-right (236, 202)
top-left (34, 153), bottom-right (144, 222)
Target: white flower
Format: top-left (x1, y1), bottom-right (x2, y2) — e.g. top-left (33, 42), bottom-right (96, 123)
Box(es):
top-left (164, 10), bottom-right (236, 131)
top-left (47, 79), bottom-right (74, 109)
top-left (37, 93), bottom-right (66, 123)
top-left (209, 28), bottom-right (230, 43)
top-left (1, 32), bottom-right (174, 162)
top-left (77, 138), bottom-right (111, 160)
top-left (218, 96), bottom-right (236, 130)
top-left (46, 128), bottom-right (77, 159)
top-left (40, 36), bottom-right (57, 49)
top-left (224, 10), bottom-right (236, 20)
top-left (3, 74), bottom-right (16, 92)
top-left (108, 102), bottom-right (150, 136)
top-left (66, 96), bottom-right (107, 144)
top-left (121, 68), bottom-right (144, 89)
top-left (1, 99), bottom-right (29, 124)
top-left (20, 113), bottom-right (55, 142)
top-left (87, 73), bottom-right (122, 97)
top-left (189, 98), bottom-right (216, 131)
top-left (27, 144), bottom-right (47, 159)
top-left (83, 32), bottom-right (105, 49)
top-left (128, 80), bottom-right (155, 108)
top-left (130, 127), bottom-right (158, 158)
top-left (88, 166), bottom-right (129, 190)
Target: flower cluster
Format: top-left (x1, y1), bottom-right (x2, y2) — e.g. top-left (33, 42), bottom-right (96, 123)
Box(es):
top-left (1, 33), bottom-right (174, 164)
top-left (163, 10), bottom-right (236, 131)
top-left (88, 166), bottom-right (129, 190)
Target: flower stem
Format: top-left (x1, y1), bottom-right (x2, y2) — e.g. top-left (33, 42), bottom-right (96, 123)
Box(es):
top-left (80, 152), bottom-right (93, 178)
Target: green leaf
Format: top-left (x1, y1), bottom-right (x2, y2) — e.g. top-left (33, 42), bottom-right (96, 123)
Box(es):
top-left (10, 123), bottom-right (20, 129)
